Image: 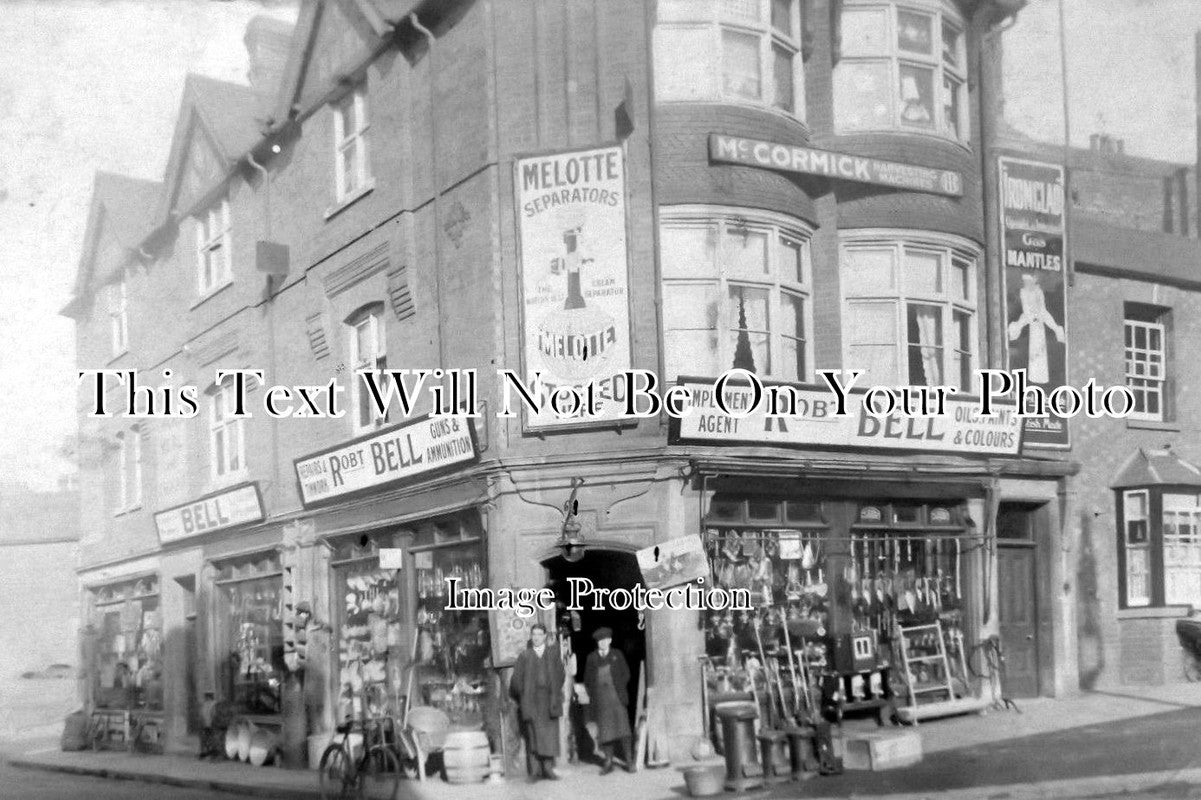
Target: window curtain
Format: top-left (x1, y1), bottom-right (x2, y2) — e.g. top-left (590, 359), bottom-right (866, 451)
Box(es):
top-left (913, 306), bottom-right (942, 384)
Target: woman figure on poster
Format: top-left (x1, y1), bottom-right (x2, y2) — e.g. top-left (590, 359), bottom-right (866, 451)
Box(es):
top-left (583, 627), bottom-right (635, 775)
top-left (509, 623), bottom-right (565, 781)
top-left (1008, 272), bottom-right (1065, 384)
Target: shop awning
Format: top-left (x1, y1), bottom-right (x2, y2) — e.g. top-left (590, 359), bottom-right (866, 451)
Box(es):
top-left (1111, 448), bottom-right (1201, 489)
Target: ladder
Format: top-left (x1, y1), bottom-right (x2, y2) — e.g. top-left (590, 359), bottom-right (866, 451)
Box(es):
top-left (897, 622), bottom-right (954, 724)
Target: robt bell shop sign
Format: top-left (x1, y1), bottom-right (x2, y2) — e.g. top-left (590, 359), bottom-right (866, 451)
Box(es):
top-left (513, 144), bottom-right (633, 431)
top-left (293, 415), bottom-right (478, 507)
top-left (154, 482), bottom-right (265, 544)
top-left (998, 156), bottom-right (1070, 449)
top-left (668, 378), bottom-right (1023, 457)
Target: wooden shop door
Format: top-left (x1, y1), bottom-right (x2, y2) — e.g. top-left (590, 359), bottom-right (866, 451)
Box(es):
top-left (997, 544), bottom-right (1040, 697)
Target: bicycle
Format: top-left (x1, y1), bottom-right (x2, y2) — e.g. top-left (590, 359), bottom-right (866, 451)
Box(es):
top-left (967, 635), bottom-right (1020, 713)
top-left (319, 715), bottom-right (403, 800)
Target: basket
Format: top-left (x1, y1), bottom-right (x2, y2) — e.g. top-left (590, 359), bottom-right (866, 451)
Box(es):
top-left (683, 765), bottom-right (724, 797)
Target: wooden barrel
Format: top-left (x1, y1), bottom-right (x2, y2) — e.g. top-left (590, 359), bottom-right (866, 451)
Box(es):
top-left (248, 728), bottom-right (277, 766)
top-left (441, 730), bottom-right (490, 784)
top-left (224, 724), bottom-right (241, 760)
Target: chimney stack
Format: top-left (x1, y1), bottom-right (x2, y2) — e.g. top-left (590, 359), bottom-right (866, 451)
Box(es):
top-left (244, 16), bottom-right (294, 113)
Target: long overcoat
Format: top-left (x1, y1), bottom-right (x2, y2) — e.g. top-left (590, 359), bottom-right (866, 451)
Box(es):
top-left (583, 648), bottom-right (633, 745)
top-left (509, 643), bottom-right (565, 758)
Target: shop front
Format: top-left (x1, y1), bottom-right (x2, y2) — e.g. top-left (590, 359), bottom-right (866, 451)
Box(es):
top-left (82, 573), bottom-right (166, 750)
top-left (695, 474), bottom-right (990, 730)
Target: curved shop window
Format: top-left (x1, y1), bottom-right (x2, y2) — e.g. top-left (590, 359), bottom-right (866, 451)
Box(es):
top-left (87, 577), bottom-right (164, 711)
top-left (839, 232), bottom-right (979, 390)
top-left (213, 552), bottom-right (286, 716)
top-left (654, 0), bottom-right (805, 118)
top-left (660, 208), bottom-right (814, 382)
top-left (833, 0), bottom-right (968, 143)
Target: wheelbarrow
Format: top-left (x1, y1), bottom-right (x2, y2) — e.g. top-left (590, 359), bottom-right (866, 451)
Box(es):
top-left (1174, 617), bottom-right (1201, 681)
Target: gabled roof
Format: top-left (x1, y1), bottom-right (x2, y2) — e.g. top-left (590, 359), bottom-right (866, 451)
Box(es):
top-left (1112, 448), bottom-right (1201, 489)
top-left (68, 171), bottom-right (161, 304)
top-left (156, 74), bottom-right (268, 224)
top-left (271, 0), bottom-right (446, 127)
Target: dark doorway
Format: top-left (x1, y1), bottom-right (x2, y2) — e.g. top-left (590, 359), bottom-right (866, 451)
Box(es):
top-left (544, 549), bottom-right (646, 762)
top-left (997, 503), bottom-right (1041, 698)
top-left (174, 574), bottom-right (200, 733)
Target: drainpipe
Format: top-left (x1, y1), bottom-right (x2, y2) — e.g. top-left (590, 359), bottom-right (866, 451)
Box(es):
top-left (978, 9), bottom-right (1019, 374)
top-left (410, 13), bottom-right (447, 369)
top-left (243, 150), bottom-right (282, 533)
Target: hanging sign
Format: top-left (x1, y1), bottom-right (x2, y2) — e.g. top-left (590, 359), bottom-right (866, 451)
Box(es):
top-left (999, 156), bottom-right (1070, 449)
top-left (636, 534), bottom-right (711, 591)
top-left (513, 144), bottom-right (633, 431)
top-left (709, 134), bottom-right (963, 197)
top-left (668, 378), bottom-right (1023, 456)
top-left (293, 416), bottom-right (478, 507)
top-left (154, 483), bottom-right (264, 544)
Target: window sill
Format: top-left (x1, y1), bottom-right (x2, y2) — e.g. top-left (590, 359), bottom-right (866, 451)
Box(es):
top-left (830, 126), bottom-right (972, 153)
top-left (191, 280), bottom-right (235, 311)
top-left (208, 471), bottom-right (249, 494)
top-left (1126, 418), bottom-right (1180, 432)
top-left (1118, 605), bottom-right (1193, 620)
top-left (659, 98), bottom-right (809, 133)
top-left (325, 180), bottom-right (375, 221)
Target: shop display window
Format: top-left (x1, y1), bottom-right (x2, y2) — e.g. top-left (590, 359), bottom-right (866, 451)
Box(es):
top-left (89, 577), bottom-right (163, 711)
top-left (331, 511), bottom-right (493, 731)
top-left (413, 541), bottom-right (491, 728)
top-left (214, 552), bottom-right (285, 715)
top-left (332, 534), bottom-right (404, 722)
top-left (702, 494), bottom-right (976, 725)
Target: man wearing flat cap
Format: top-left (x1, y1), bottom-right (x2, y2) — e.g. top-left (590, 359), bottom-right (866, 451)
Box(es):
top-left (583, 627), bottom-right (634, 774)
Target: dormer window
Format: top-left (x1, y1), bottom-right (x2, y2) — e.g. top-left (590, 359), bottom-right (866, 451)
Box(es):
top-left (108, 275), bottom-right (128, 357)
top-left (333, 86), bottom-right (371, 204)
top-left (196, 197), bottom-right (232, 295)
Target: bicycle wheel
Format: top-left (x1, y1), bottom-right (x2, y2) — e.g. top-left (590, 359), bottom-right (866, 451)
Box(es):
top-left (319, 743), bottom-right (356, 800)
top-left (359, 745), bottom-right (402, 800)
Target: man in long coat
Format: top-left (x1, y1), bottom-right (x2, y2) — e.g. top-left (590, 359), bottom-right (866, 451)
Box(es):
top-left (583, 627), bottom-right (634, 774)
top-left (509, 623), bottom-right (565, 780)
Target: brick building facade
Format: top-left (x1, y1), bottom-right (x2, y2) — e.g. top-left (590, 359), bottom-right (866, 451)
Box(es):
top-left (66, 0), bottom-right (1176, 773)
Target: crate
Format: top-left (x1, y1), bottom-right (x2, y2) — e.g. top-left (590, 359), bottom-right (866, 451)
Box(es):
top-left (839, 729), bottom-right (922, 771)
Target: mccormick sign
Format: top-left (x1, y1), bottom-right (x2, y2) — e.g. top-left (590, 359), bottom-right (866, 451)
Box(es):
top-left (294, 416), bottom-right (478, 507)
top-left (154, 483), bottom-right (264, 544)
top-left (709, 134), bottom-right (963, 197)
top-left (668, 378), bottom-right (1023, 457)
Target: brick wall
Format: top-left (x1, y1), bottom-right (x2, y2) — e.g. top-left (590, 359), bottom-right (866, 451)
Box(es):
top-left (1068, 271), bottom-right (1201, 687)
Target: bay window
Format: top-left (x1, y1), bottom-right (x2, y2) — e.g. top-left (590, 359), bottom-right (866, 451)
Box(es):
top-left (654, 0), bottom-right (804, 117)
top-left (660, 209), bottom-right (813, 382)
top-left (833, 0), bottom-right (968, 142)
top-left (1119, 484), bottom-right (1201, 610)
top-left (840, 233), bottom-right (978, 390)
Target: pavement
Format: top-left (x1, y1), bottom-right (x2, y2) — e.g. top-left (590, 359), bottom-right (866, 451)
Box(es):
top-left (4, 684), bottom-right (1201, 800)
